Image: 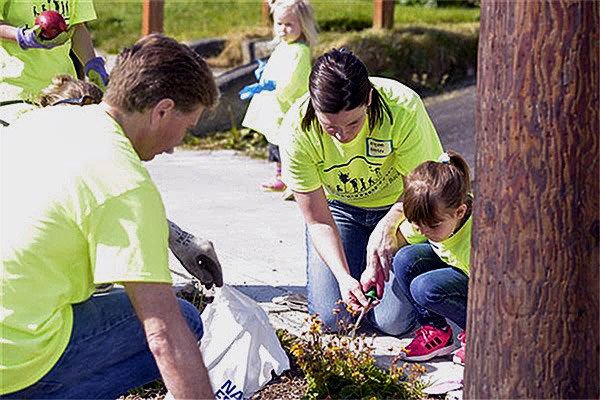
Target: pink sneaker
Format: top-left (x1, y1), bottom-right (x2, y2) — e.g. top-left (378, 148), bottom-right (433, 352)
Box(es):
top-left (400, 325), bottom-right (454, 362)
top-left (261, 178), bottom-right (286, 192)
top-left (453, 332), bottom-right (466, 365)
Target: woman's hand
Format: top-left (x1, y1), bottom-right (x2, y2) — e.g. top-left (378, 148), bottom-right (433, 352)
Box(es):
top-left (337, 274), bottom-right (370, 313)
top-left (366, 217), bottom-right (401, 280)
top-left (359, 263), bottom-right (385, 299)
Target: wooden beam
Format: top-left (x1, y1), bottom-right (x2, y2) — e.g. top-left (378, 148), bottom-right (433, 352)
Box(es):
top-left (261, 0), bottom-right (271, 26)
top-left (373, 0), bottom-right (394, 30)
top-left (466, 1), bottom-right (599, 398)
top-left (142, 0), bottom-right (164, 36)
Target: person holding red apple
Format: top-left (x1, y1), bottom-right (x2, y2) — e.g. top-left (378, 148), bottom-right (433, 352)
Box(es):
top-left (0, 0), bottom-right (108, 109)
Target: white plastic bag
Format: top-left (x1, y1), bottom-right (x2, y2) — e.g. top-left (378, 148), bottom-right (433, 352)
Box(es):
top-left (200, 284), bottom-right (290, 399)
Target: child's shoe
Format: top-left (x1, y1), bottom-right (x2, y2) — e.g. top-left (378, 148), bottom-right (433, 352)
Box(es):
top-left (400, 324), bottom-right (454, 362)
top-left (261, 178), bottom-right (286, 192)
top-left (452, 332), bottom-right (466, 365)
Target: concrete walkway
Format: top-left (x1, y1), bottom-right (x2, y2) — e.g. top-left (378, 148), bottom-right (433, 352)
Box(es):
top-left (146, 85), bottom-right (475, 399)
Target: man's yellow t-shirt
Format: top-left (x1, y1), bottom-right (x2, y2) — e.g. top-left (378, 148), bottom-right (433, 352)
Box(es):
top-left (0, 0), bottom-right (97, 101)
top-left (281, 77), bottom-right (443, 208)
top-left (242, 41), bottom-right (311, 145)
top-left (399, 216), bottom-right (473, 276)
top-left (0, 105), bottom-right (172, 394)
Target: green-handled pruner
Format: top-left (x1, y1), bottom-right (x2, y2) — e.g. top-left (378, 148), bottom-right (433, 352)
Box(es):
top-left (349, 288), bottom-right (377, 338)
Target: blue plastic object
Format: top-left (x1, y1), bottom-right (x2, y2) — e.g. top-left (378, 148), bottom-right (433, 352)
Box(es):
top-left (238, 80), bottom-right (276, 100)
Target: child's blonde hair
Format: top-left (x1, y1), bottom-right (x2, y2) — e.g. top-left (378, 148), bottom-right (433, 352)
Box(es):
top-left (37, 75), bottom-right (104, 107)
top-left (403, 151), bottom-right (472, 227)
top-left (270, 0), bottom-right (318, 47)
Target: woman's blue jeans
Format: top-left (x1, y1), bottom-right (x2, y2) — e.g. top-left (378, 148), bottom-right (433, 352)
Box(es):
top-left (391, 243), bottom-right (469, 330)
top-left (3, 288), bottom-right (203, 399)
top-left (306, 200), bottom-right (417, 334)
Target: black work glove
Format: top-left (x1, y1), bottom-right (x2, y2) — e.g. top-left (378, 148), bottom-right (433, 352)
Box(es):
top-left (168, 220), bottom-right (223, 288)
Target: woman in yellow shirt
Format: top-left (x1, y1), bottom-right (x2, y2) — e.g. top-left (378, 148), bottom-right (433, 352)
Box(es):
top-left (280, 48), bottom-right (443, 332)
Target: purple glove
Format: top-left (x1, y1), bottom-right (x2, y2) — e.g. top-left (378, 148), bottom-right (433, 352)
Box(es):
top-left (84, 57), bottom-right (109, 89)
top-left (16, 26), bottom-right (73, 50)
top-left (17, 26), bottom-right (53, 49)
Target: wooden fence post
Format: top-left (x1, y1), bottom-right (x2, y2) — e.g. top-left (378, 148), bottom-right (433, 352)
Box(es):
top-left (373, 0), bottom-right (394, 30)
top-left (142, 0), bottom-right (164, 36)
top-left (262, 0), bottom-right (271, 26)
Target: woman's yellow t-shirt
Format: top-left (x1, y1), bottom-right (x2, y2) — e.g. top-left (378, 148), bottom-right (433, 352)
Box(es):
top-left (281, 77), bottom-right (443, 208)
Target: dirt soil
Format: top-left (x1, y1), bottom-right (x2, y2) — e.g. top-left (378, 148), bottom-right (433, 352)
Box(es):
top-left (251, 367), bottom-right (307, 400)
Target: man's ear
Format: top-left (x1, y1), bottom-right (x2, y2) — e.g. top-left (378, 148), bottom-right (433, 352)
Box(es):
top-left (149, 98), bottom-right (176, 126)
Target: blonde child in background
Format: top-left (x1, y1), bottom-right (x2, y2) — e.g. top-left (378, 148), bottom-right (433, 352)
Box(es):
top-left (240, 0), bottom-right (317, 192)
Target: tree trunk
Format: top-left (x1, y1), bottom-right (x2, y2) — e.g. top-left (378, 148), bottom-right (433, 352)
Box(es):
top-left (466, 1), bottom-right (599, 398)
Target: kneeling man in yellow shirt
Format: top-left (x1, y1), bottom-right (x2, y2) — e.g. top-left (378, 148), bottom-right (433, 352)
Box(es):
top-left (1, 34), bottom-right (218, 399)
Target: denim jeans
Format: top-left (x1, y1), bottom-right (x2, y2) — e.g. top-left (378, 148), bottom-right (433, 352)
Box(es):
top-left (390, 243), bottom-right (469, 330)
top-left (3, 288), bottom-right (203, 399)
top-left (306, 200), bottom-right (417, 334)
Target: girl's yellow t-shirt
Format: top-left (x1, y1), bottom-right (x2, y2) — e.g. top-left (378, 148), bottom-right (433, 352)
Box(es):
top-left (242, 40), bottom-right (311, 145)
top-left (399, 216), bottom-right (473, 276)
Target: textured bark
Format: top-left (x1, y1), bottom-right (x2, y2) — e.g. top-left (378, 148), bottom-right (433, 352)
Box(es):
top-left (373, 0), bottom-right (395, 30)
top-left (465, 1), bottom-right (599, 398)
top-left (142, 0), bottom-right (164, 36)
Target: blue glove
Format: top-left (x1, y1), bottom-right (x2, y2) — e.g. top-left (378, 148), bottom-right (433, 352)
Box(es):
top-left (238, 80), bottom-right (276, 101)
top-left (16, 25), bottom-right (72, 50)
top-left (85, 57), bottom-right (109, 90)
top-left (254, 59), bottom-right (267, 81)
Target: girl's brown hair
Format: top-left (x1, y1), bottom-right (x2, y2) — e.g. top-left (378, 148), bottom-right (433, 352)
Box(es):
top-left (37, 75), bottom-right (103, 107)
top-left (403, 151), bottom-right (471, 227)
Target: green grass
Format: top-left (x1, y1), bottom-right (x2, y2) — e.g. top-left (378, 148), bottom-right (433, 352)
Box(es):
top-left (89, 0), bottom-right (479, 54)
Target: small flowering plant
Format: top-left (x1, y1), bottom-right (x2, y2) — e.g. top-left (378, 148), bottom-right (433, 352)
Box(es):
top-left (277, 311), bottom-right (426, 400)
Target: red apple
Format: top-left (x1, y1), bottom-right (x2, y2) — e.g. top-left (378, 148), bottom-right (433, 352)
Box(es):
top-left (35, 10), bottom-right (67, 40)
